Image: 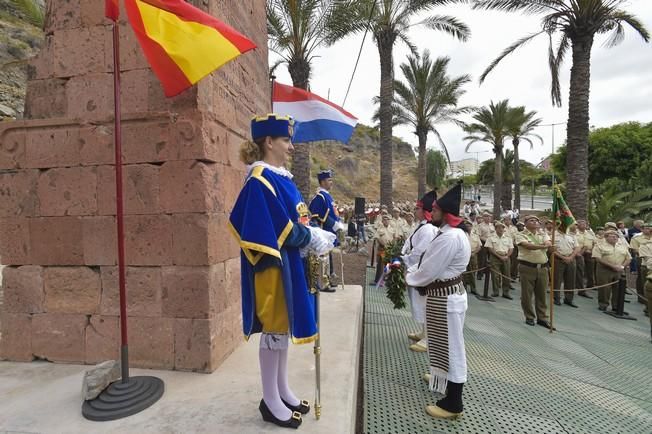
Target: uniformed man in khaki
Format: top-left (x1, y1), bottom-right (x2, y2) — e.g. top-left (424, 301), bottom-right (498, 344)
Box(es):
top-left (504, 216), bottom-right (519, 280)
top-left (630, 223), bottom-right (652, 310)
top-left (477, 212), bottom-right (496, 277)
top-left (592, 230), bottom-right (632, 311)
top-left (575, 219), bottom-right (596, 297)
top-left (553, 224), bottom-right (580, 307)
top-left (516, 215), bottom-right (553, 329)
top-left (638, 241), bottom-right (652, 340)
top-left (603, 222), bottom-right (629, 248)
top-left (463, 219), bottom-right (482, 294)
top-left (486, 221), bottom-right (514, 299)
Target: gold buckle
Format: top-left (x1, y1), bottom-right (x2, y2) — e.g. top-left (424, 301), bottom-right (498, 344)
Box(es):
top-left (292, 411), bottom-right (302, 421)
top-left (301, 400), bottom-right (310, 407)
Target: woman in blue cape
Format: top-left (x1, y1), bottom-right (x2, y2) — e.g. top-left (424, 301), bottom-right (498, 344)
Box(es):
top-left (229, 114), bottom-right (335, 429)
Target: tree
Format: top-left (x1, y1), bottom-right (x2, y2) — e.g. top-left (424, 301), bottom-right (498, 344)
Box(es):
top-left (395, 52), bottom-right (471, 197)
top-left (588, 185), bottom-right (652, 228)
top-left (477, 149), bottom-right (515, 210)
top-left (463, 100), bottom-right (511, 217)
top-left (267, 0), bottom-right (343, 198)
top-left (474, 0), bottom-right (650, 220)
top-left (552, 122), bottom-right (652, 190)
top-left (505, 106), bottom-right (542, 210)
top-left (426, 149), bottom-right (448, 190)
top-left (329, 0), bottom-right (470, 210)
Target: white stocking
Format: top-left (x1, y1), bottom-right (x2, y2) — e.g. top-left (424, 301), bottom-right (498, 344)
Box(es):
top-left (259, 335), bottom-right (292, 421)
top-left (277, 347), bottom-right (300, 407)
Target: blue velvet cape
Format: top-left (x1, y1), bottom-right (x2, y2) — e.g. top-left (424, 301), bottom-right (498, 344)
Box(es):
top-left (229, 165), bottom-right (317, 344)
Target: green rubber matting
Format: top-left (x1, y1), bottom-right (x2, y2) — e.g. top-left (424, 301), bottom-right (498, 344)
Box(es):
top-left (362, 267), bottom-right (652, 434)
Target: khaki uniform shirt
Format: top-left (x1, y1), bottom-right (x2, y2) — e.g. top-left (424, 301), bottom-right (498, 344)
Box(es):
top-left (592, 242), bottom-right (632, 267)
top-left (505, 225), bottom-right (519, 246)
top-left (630, 234), bottom-right (652, 252)
top-left (576, 230), bottom-right (596, 253)
top-left (468, 232), bottom-right (482, 254)
top-left (485, 234), bottom-right (513, 256)
top-left (478, 222), bottom-right (496, 242)
top-left (639, 243), bottom-right (652, 279)
top-left (554, 230), bottom-right (577, 256)
top-left (375, 224), bottom-right (395, 247)
top-left (516, 230), bottom-right (550, 264)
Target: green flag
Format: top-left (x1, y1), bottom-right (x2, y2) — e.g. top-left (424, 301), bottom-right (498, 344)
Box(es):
top-left (552, 186), bottom-right (576, 232)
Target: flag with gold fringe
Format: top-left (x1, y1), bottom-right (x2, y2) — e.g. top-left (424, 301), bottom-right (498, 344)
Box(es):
top-left (124, 0), bottom-right (256, 96)
top-left (552, 186), bottom-right (576, 232)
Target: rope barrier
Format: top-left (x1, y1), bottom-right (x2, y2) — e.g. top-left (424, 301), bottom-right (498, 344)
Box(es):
top-left (625, 288), bottom-right (649, 303)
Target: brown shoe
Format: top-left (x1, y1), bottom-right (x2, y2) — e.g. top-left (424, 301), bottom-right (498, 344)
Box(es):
top-left (425, 405), bottom-right (463, 420)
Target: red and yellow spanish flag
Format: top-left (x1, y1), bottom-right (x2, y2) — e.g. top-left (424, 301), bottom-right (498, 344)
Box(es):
top-left (105, 0), bottom-right (120, 21)
top-left (124, 0), bottom-right (256, 97)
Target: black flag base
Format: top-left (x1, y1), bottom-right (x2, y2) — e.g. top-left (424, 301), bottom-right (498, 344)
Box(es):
top-left (82, 376), bottom-right (165, 421)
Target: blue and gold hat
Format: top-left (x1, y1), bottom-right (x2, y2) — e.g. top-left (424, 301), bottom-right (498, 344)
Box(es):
top-left (317, 169), bottom-right (333, 182)
top-left (251, 113), bottom-right (295, 141)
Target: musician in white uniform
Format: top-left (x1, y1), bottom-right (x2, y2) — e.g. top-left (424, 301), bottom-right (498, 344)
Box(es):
top-left (402, 191), bottom-right (438, 353)
top-left (406, 183), bottom-right (471, 420)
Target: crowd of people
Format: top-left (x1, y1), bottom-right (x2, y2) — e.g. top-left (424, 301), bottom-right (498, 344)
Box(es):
top-left (358, 197), bottom-right (651, 336)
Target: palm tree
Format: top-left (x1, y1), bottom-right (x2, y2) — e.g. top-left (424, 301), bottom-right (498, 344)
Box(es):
top-left (267, 0), bottom-right (343, 198)
top-left (328, 0), bottom-right (470, 209)
top-left (391, 52), bottom-right (471, 197)
top-left (463, 100), bottom-right (511, 217)
top-left (505, 106), bottom-right (542, 211)
top-left (474, 0), bottom-right (650, 219)
top-left (478, 149), bottom-right (516, 210)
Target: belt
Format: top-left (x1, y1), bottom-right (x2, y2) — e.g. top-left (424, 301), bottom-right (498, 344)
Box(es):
top-left (416, 276), bottom-right (463, 296)
top-left (519, 260), bottom-right (548, 269)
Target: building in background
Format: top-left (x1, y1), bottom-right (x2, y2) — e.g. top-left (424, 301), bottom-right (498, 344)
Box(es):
top-left (449, 158), bottom-right (479, 177)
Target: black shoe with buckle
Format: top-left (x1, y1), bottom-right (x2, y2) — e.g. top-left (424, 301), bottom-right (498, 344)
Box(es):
top-left (320, 287), bottom-right (336, 293)
top-left (554, 300), bottom-right (562, 306)
top-left (564, 301), bottom-right (579, 308)
top-left (259, 399), bottom-right (302, 429)
top-left (282, 399), bottom-right (310, 415)
top-left (537, 320), bottom-right (556, 330)
top-left (503, 294), bottom-right (513, 300)
top-left (525, 319), bottom-right (535, 326)
top-left (598, 306), bottom-right (607, 311)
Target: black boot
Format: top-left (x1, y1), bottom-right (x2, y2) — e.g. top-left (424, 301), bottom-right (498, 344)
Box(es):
top-left (436, 381), bottom-right (464, 414)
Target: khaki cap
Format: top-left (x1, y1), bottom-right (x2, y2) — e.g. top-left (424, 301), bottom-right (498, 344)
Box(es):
top-left (494, 220), bottom-right (505, 228)
top-left (604, 222), bottom-right (617, 229)
top-left (524, 215), bottom-right (540, 223)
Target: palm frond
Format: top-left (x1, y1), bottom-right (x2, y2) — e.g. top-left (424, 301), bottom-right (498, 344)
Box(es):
top-left (479, 32), bottom-right (544, 83)
top-left (419, 14), bottom-right (471, 41)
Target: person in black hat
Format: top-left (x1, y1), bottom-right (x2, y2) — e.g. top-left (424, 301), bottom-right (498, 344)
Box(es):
top-left (405, 183), bottom-right (471, 420)
top-left (402, 191), bottom-right (438, 353)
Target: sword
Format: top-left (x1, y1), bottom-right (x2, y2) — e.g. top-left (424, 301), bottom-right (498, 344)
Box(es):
top-left (308, 254), bottom-right (328, 420)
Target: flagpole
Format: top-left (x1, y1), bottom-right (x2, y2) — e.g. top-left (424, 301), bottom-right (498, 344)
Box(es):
top-left (82, 16), bottom-right (164, 422)
top-left (549, 186), bottom-right (557, 334)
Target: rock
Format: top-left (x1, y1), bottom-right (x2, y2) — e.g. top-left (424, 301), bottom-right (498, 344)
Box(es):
top-left (0, 103), bottom-right (16, 118)
top-left (81, 360), bottom-right (120, 401)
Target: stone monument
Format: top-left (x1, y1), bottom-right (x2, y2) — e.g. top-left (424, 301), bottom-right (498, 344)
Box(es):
top-left (0, 0), bottom-right (268, 372)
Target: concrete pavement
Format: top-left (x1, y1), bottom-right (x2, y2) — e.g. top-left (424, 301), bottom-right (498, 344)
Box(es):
top-left (0, 284), bottom-right (363, 434)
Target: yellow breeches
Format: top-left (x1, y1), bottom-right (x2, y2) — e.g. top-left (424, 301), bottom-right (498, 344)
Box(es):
top-left (254, 267), bottom-right (289, 333)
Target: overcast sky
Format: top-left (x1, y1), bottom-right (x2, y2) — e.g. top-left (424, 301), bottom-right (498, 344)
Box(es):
top-left (269, 1), bottom-right (652, 167)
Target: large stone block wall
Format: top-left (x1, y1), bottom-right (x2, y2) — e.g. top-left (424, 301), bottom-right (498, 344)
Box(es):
top-left (0, 0), bottom-right (268, 372)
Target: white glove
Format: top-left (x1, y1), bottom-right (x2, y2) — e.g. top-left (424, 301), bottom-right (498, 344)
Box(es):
top-left (304, 226), bottom-right (336, 256)
top-left (333, 220), bottom-right (346, 232)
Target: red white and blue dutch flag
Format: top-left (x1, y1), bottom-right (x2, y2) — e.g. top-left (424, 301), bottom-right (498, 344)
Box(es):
top-left (272, 82), bottom-right (358, 144)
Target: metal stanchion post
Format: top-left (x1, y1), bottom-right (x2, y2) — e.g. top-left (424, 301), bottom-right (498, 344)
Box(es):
top-left (476, 267), bottom-right (496, 302)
